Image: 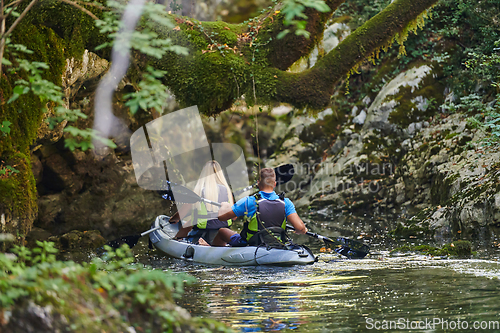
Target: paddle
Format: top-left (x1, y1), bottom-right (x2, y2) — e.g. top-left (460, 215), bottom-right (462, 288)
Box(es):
top-left (286, 225), bottom-right (370, 259)
top-left (153, 183), bottom-right (371, 259)
top-left (107, 163), bottom-right (294, 248)
top-left (233, 164), bottom-right (295, 196)
top-left (106, 215), bottom-right (181, 249)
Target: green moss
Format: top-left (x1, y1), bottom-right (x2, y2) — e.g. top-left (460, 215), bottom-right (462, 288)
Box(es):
top-left (22, 1), bottom-right (106, 59)
top-left (387, 65), bottom-right (445, 128)
top-left (200, 21), bottom-right (243, 45)
top-left (0, 153), bottom-right (37, 240)
top-left (0, 2), bottom-right (99, 243)
top-left (444, 133), bottom-right (460, 140)
top-left (143, 17), bottom-right (281, 115)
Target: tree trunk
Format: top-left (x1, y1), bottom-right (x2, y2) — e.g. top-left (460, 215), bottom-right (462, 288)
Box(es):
top-left (272, 0), bottom-right (440, 109)
top-left (146, 0), bottom-right (438, 114)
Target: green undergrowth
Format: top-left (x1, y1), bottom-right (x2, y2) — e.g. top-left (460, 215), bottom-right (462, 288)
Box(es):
top-left (391, 240), bottom-right (473, 257)
top-left (0, 242), bottom-right (232, 332)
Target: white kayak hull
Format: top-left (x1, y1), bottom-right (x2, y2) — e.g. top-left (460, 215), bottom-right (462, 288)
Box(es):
top-left (149, 216), bottom-right (316, 266)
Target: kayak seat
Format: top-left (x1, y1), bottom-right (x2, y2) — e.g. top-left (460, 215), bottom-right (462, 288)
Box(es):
top-left (248, 227), bottom-right (291, 249)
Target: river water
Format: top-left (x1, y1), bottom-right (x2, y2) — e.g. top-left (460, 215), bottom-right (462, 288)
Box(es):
top-left (132, 235), bottom-right (500, 332)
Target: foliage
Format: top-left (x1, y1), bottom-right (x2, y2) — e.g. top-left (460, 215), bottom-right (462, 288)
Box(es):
top-left (124, 66), bottom-right (171, 115)
top-left (442, 36), bottom-right (500, 144)
top-left (96, 0), bottom-right (188, 116)
top-left (278, 0), bottom-right (331, 39)
top-left (0, 120), bottom-right (11, 136)
top-left (0, 165), bottom-right (19, 178)
top-left (95, 0), bottom-right (188, 58)
top-left (0, 243), bottom-right (232, 332)
top-left (436, 0), bottom-right (500, 117)
top-left (334, 0), bottom-right (392, 29)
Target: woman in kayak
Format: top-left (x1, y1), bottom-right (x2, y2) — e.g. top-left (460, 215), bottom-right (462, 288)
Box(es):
top-left (170, 160), bottom-right (234, 245)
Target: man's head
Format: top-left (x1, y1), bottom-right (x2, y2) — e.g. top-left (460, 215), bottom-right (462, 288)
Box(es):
top-left (258, 168), bottom-right (276, 190)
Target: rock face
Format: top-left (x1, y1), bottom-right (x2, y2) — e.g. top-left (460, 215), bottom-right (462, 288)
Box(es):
top-left (266, 34), bottom-right (499, 242)
top-left (396, 114), bottom-right (500, 243)
top-left (35, 152), bottom-right (172, 239)
top-left (31, 50), bottom-right (173, 241)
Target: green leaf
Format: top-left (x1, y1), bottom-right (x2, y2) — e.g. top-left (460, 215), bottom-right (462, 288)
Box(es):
top-left (64, 138), bottom-right (78, 151)
top-left (1, 121), bottom-right (12, 135)
top-left (277, 29), bottom-right (290, 39)
top-left (7, 93), bottom-right (20, 104)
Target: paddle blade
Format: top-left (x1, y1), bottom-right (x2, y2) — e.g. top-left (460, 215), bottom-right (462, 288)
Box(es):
top-left (106, 234), bottom-right (141, 249)
top-left (330, 237), bottom-right (370, 259)
top-left (275, 164), bottom-right (294, 185)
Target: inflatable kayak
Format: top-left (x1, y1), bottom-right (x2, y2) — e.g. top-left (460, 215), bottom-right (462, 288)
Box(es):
top-left (149, 215), bottom-right (316, 266)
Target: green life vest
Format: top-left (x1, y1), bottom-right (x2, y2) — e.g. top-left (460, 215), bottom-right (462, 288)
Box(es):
top-left (193, 201), bottom-right (232, 230)
top-left (242, 193), bottom-right (286, 242)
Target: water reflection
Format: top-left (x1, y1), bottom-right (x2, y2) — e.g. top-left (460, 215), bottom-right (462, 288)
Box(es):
top-left (122, 220), bottom-right (500, 333)
top-left (148, 252), bottom-right (500, 332)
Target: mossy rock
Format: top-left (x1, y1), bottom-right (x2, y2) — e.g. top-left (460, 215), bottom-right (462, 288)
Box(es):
top-left (391, 240), bottom-right (472, 257)
top-left (389, 222), bottom-right (434, 239)
top-left (387, 63), bottom-right (445, 128)
top-left (49, 229), bottom-right (106, 250)
top-left (0, 2), bottom-right (102, 245)
top-left (80, 230), bottom-right (107, 248)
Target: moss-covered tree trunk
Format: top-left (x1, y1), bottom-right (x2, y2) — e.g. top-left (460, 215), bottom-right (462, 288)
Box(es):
top-left (0, 1), bottom-right (102, 244)
top-left (139, 0), bottom-right (438, 115)
top-left (272, 0), bottom-right (439, 108)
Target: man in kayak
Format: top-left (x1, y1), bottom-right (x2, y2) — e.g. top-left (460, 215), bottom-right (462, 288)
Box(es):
top-left (212, 167), bottom-right (308, 247)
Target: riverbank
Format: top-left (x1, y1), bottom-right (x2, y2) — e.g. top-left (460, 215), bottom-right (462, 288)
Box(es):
top-left (0, 242), bottom-right (232, 333)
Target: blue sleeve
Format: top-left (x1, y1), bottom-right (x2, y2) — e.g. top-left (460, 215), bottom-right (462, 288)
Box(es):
top-left (232, 197), bottom-right (256, 218)
top-left (284, 198), bottom-right (296, 217)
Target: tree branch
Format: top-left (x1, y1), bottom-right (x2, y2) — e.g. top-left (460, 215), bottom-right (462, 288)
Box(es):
top-left (261, 0), bottom-right (347, 70)
top-left (58, 0), bottom-right (98, 20)
top-left (3, 0), bottom-right (36, 38)
top-left (3, 1), bottom-right (23, 28)
top-left (272, 0), bottom-right (440, 109)
top-left (0, 0), bottom-right (37, 76)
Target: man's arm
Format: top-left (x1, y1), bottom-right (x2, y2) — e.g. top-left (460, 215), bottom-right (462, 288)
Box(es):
top-left (218, 202), bottom-right (237, 221)
top-left (287, 213), bottom-right (308, 234)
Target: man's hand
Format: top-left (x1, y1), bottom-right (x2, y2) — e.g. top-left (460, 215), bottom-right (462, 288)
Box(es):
top-left (296, 226), bottom-right (308, 234)
top-left (220, 202), bottom-right (232, 210)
